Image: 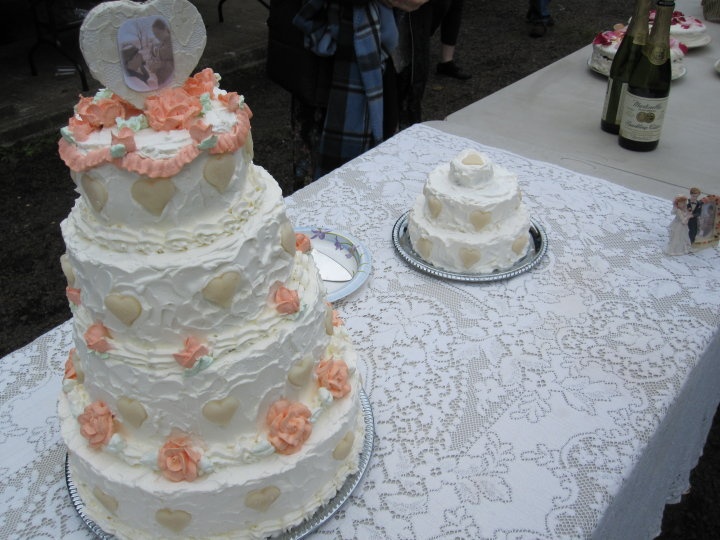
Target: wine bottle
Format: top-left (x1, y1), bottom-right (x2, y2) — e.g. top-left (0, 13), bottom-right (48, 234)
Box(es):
top-left (600, 0), bottom-right (651, 134)
top-left (618, 0), bottom-right (674, 151)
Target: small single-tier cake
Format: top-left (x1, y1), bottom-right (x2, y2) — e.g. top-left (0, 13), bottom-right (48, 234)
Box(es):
top-left (407, 149), bottom-right (531, 274)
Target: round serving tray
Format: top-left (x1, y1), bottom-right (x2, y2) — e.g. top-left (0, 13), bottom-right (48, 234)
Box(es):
top-left (295, 227), bottom-right (372, 303)
top-left (392, 211), bottom-right (547, 282)
top-left (67, 389), bottom-right (375, 540)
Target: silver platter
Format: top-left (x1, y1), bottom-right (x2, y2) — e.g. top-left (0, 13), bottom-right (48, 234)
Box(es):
top-left (67, 388), bottom-right (375, 540)
top-left (392, 211), bottom-right (548, 282)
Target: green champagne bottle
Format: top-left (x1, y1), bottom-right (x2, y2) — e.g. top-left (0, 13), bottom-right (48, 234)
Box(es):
top-left (600, 0), bottom-right (651, 134)
top-left (618, 0), bottom-right (673, 151)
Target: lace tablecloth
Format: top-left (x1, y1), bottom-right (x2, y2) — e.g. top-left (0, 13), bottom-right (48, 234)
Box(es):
top-left (2, 124), bottom-right (719, 539)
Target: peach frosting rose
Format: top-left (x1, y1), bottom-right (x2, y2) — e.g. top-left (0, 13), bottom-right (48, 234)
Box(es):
top-left (275, 286), bottom-right (300, 315)
top-left (157, 435), bottom-right (202, 482)
top-left (295, 233), bottom-right (312, 253)
top-left (145, 87), bottom-right (203, 131)
top-left (75, 95), bottom-right (127, 128)
top-left (188, 119), bottom-right (213, 143)
top-left (183, 68), bottom-right (218, 97)
top-left (315, 358), bottom-right (351, 399)
top-left (111, 126), bottom-right (137, 153)
top-left (84, 322), bottom-right (112, 353)
top-left (66, 286), bottom-right (81, 306)
top-left (78, 401), bottom-right (115, 449)
top-left (173, 336), bottom-right (209, 369)
top-left (218, 91), bottom-right (242, 111)
top-left (64, 348), bottom-right (77, 380)
top-left (67, 116), bottom-right (96, 142)
top-left (266, 399), bottom-right (313, 455)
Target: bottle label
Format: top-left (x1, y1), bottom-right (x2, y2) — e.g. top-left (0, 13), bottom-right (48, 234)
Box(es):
top-left (602, 78), bottom-right (629, 124)
top-left (645, 45), bottom-right (669, 66)
top-left (619, 93), bottom-right (668, 142)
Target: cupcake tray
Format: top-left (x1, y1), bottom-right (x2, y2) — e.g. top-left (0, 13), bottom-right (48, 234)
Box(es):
top-left (67, 389), bottom-right (375, 540)
top-left (392, 211), bottom-right (548, 283)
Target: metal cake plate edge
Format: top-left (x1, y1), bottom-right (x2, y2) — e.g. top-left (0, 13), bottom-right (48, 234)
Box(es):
top-left (66, 388), bottom-right (375, 540)
top-left (392, 210), bottom-right (548, 282)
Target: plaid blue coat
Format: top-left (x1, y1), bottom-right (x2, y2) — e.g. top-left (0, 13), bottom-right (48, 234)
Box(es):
top-left (294, 0), bottom-right (397, 178)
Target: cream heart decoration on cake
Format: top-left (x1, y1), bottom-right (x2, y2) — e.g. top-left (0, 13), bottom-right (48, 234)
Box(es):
top-left (459, 248), bottom-right (481, 269)
top-left (92, 487), bottom-right (119, 514)
top-left (415, 237), bottom-right (432, 261)
top-left (79, 0), bottom-right (206, 108)
top-left (280, 222), bottom-right (296, 255)
top-left (81, 173), bottom-right (108, 213)
top-left (324, 304), bottom-right (334, 335)
top-left (155, 508), bottom-right (192, 532)
top-left (203, 153), bottom-right (236, 193)
top-left (105, 293), bottom-right (142, 326)
top-left (202, 271), bottom-right (241, 308)
top-left (117, 396), bottom-right (148, 428)
top-left (288, 356), bottom-right (314, 387)
top-left (512, 234), bottom-right (529, 255)
top-left (244, 486), bottom-right (281, 512)
top-left (67, 349), bottom-right (85, 383)
top-left (244, 131), bottom-right (255, 160)
top-left (427, 196), bottom-right (442, 219)
top-left (462, 152), bottom-right (485, 166)
top-left (469, 210), bottom-right (492, 231)
top-left (60, 254), bottom-right (75, 287)
top-left (202, 396), bottom-right (239, 426)
top-left (131, 177), bottom-right (176, 216)
top-left (332, 431), bottom-right (355, 460)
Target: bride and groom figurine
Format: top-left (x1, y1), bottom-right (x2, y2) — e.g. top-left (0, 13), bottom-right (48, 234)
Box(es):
top-left (666, 187), bottom-right (719, 255)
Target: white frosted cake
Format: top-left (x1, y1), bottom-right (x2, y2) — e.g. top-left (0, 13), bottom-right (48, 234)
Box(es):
top-left (57, 2), bottom-right (365, 539)
top-left (659, 9), bottom-right (709, 47)
top-left (589, 25), bottom-right (688, 79)
top-left (407, 149), bottom-right (531, 274)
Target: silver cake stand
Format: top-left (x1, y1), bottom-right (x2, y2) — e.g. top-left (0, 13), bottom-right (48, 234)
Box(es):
top-left (393, 211), bottom-right (548, 282)
top-left (66, 389), bottom-right (375, 540)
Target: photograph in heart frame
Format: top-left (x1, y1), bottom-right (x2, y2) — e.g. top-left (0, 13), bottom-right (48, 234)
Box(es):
top-left (80, 0), bottom-right (206, 108)
top-left (118, 15), bottom-right (175, 92)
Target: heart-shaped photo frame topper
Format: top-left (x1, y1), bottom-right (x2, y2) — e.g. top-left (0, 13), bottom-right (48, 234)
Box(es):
top-left (80, 0), bottom-right (207, 108)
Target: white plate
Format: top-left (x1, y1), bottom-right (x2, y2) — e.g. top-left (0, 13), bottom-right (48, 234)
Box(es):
top-left (295, 227), bottom-right (372, 302)
top-left (587, 57), bottom-right (686, 80)
top-left (678, 33), bottom-right (711, 48)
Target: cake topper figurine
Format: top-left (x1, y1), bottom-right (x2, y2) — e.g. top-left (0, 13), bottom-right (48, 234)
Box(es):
top-left (665, 194), bottom-right (691, 255)
top-left (79, 0), bottom-right (206, 108)
top-left (687, 187), bottom-right (703, 244)
top-left (665, 187), bottom-right (720, 255)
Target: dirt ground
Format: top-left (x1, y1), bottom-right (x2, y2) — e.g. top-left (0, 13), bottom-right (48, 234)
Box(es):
top-left (0, 1), bottom-right (717, 537)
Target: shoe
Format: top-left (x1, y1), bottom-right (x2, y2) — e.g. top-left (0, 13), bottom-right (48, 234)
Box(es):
top-left (529, 22), bottom-right (547, 37)
top-left (436, 61), bottom-right (472, 80)
top-left (528, 17), bottom-right (554, 38)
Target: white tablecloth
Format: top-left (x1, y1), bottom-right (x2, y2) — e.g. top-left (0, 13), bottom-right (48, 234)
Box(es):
top-left (2, 124), bottom-right (720, 539)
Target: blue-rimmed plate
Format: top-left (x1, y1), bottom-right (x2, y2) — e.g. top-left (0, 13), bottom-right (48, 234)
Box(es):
top-left (295, 227), bottom-right (372, 302)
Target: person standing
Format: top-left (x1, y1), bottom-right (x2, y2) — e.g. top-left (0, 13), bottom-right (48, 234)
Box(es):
top-left (267, 0), bottom-right (400, 190)
top-left (149, 18), bottom-right (174, 87)
top-left (527, 0), bottom-right (553, 38)
top-left (435, 0), bottom-right (471, 80)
